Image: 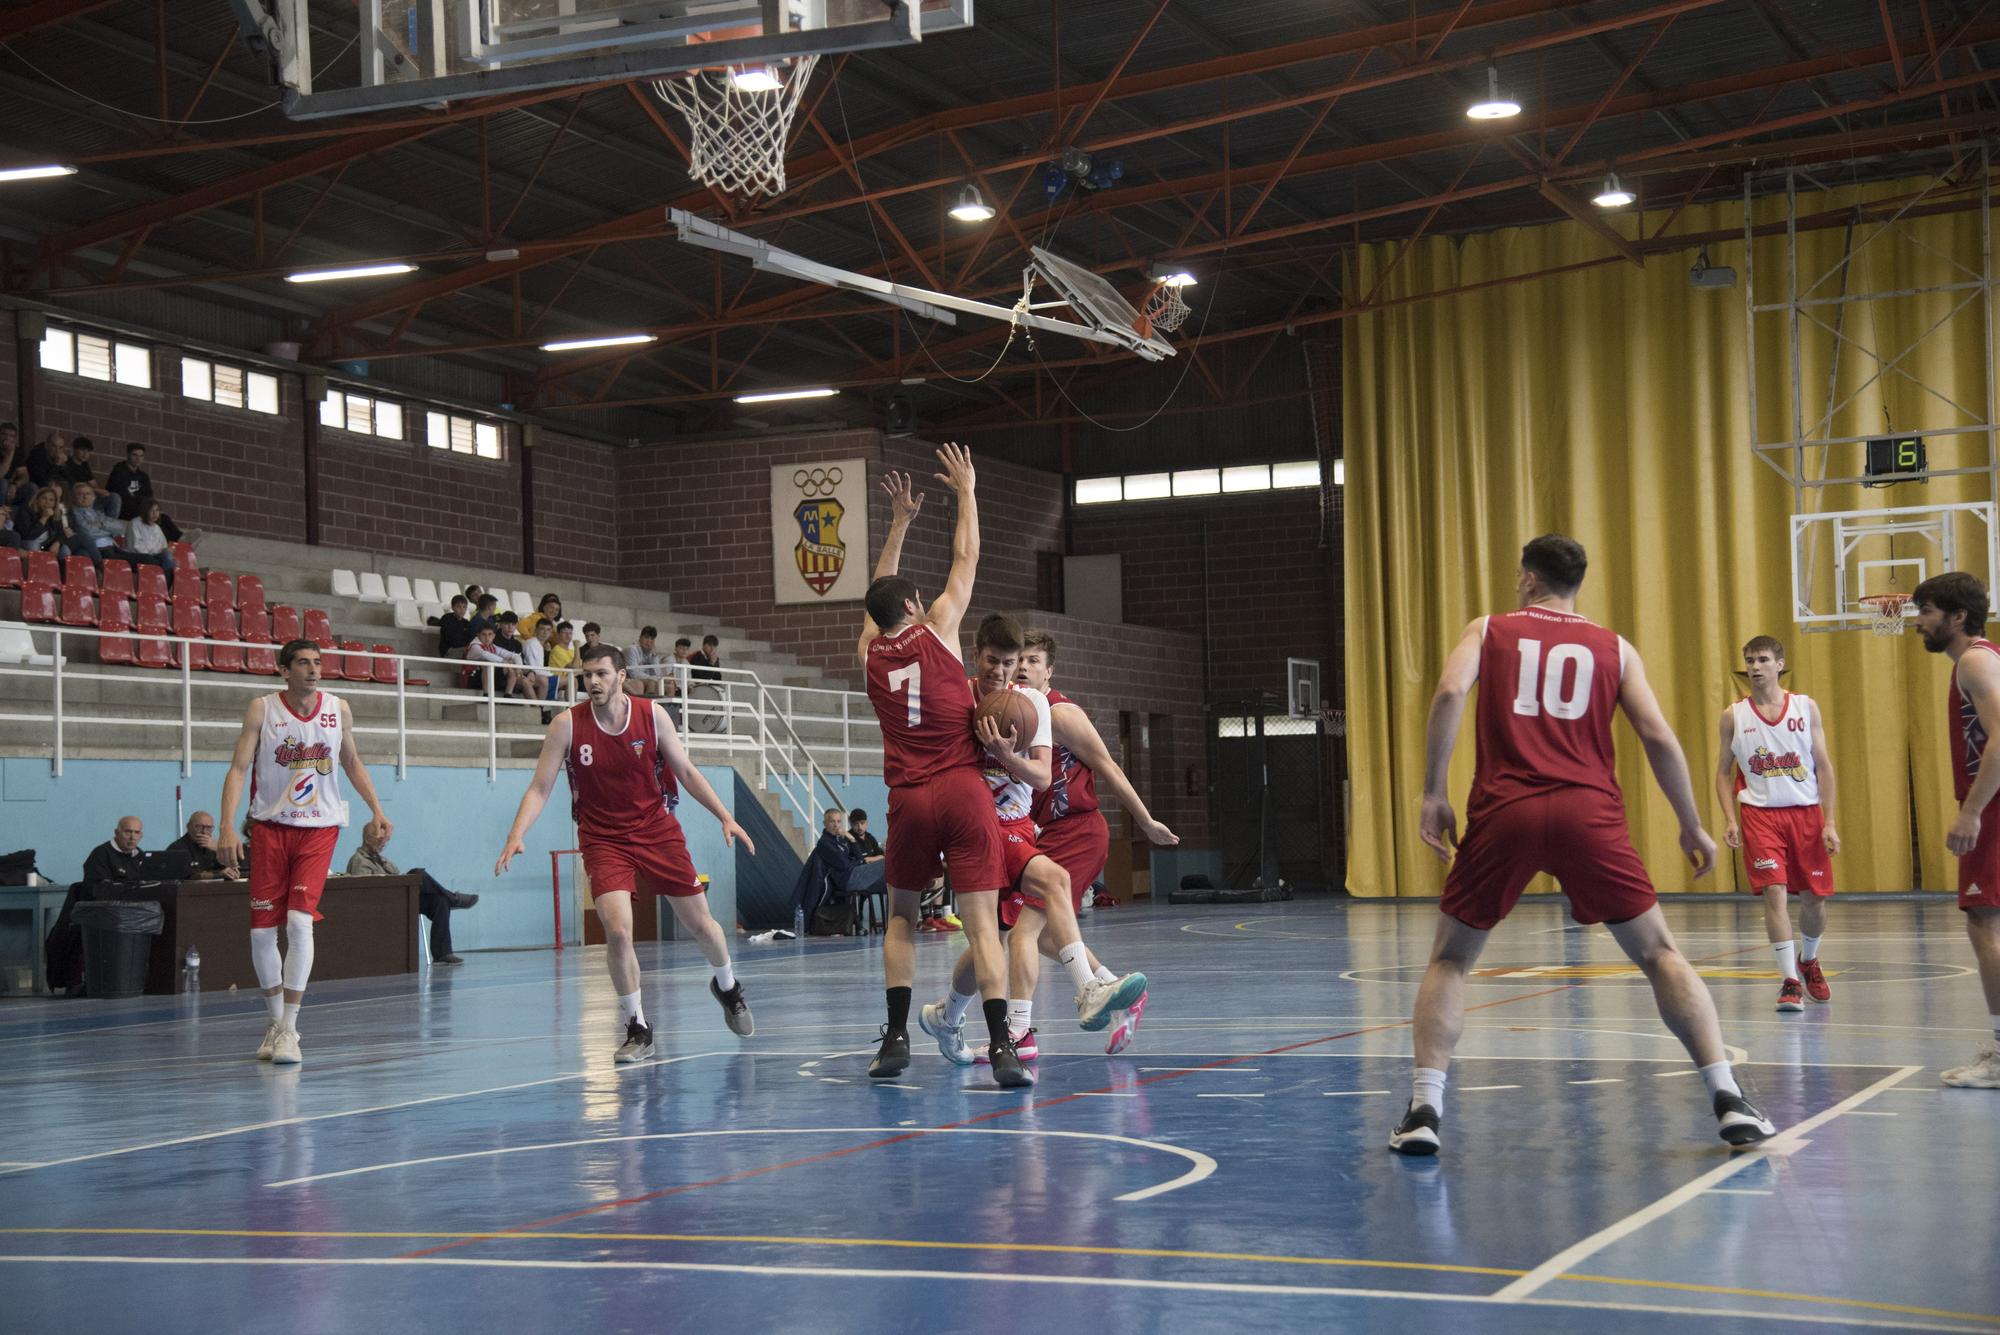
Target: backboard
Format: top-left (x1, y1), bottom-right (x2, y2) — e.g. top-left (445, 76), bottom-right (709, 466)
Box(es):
top-left (261, 1), bottom-right (974, 120)
top-left (1030, 246), bottom-right (1177, 361)
top-left (1789, 501), bottom-right (1996, 632)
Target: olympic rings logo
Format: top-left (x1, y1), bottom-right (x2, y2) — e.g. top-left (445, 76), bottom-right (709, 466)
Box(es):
top-left (793, 467), bottom-right (843, 497)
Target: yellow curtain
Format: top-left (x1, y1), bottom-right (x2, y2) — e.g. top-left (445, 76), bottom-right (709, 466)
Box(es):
top-left (1344, 180), bottom-right (1990, 901)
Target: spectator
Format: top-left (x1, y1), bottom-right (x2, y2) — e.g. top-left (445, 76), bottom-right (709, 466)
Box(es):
top-left (847, 808), bottom-right (884, 863)
top-left (463, 583), bottom-right (485, 612)
top-left (468, 592), bottom-right (500, 638)
top-left (166, 810), bottom-right (227, 879)
top-left (83, 815), bottom-right (146, 884)
top-left (104, 444), bottom-right (186, 539)
top-left (493, 610), bottom-right (524, 655)
top-left (0, 421), bottom-right (18, 493)
top-left (691, 634), bottom-right (722, 681)
top-left (124, 497), bottom-right (177, 575)
top-left (523, 618), bottom-right (557, 719)
top-left (436, 594), bottom-right (474, 658)
top-left (580, 621), bottom-right (603, 650)
top-left (345, 826), bottom-right (480, 966)
top-left (548, 620), bottom-right (577, 679)
top-left (67, 482), bottom-right (155, 569)
top-left (24, 432), bottom-right (68, 493)
top-left (0, 499), bottom-right (18, 549)
top-left (518, 593), bottom-right (562, 640)
top-left (626, 625), bottom-right (667, 697)
top-left (62, 437), bottom-right (116, 514)
top-left (463, 624), bottom-right (537, 700)
top-left (14, 486), bottom-right (78, 556)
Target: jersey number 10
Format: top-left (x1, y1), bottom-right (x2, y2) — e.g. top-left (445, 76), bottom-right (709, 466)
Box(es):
top-left (1512, 639), bottom-right (1595, 720)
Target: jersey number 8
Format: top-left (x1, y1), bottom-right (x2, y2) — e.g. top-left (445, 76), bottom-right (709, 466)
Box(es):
top-left (578, 743), bottom-right (594, 766)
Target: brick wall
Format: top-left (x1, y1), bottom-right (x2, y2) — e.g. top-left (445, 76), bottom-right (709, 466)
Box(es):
top-left (0, 309), bottom-right (19, 427)
top-left (317, 425), bottom-right (523, 567)
top-left (533, 429), bottom-right (618, 583)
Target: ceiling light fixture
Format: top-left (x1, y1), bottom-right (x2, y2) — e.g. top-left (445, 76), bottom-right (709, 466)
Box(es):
top-left (948, 183), bottom-right (996, 223)
top-left (735, 387), bottom-right (838, 404)
top-left (728, 65), bottom-right (784, 92)
top-left (285, 262), bottom-right (419, 283)
top-left (1592, 173), bottom-right (1635, 208)
top-left (0, 163), bottom-right (78, 183)
top-left (1151, 262), bottom-right (1197, 288)
top-left (539, 333), bottom-right (659, 352)
top-left (1465, 66), bottom-right (1520, 120)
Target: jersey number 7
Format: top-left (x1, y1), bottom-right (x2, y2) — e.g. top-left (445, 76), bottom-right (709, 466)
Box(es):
top-left (887, 663), bottom-right (922, 726)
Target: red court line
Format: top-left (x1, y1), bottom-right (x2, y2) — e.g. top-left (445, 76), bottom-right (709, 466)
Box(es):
top-left (397, 983), bottom-right (1579, 1259)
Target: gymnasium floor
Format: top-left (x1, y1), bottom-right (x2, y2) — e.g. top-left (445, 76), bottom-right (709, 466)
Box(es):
top-left (0, 897), bottom-right (1994, 1334)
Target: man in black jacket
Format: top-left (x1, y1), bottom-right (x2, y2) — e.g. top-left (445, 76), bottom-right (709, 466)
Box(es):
top-left (166, 811), bottom-right (228, 879)
top-left (83, 816), bottom-right (146, 884)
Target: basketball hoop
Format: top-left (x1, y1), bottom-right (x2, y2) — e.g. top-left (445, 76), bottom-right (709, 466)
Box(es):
top-left (1137, 280), bottom-right (1191, 337)
top-left (1859, 592), bottom-right (1913, 636)
top-left (653, 52), bottom-right (819, 197)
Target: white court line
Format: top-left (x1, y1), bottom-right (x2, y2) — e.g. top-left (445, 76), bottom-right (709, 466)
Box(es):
top-left (1322, 1090), bottom-right (1390, 1097)
top-left (1844, 1110), bottom-right (1898, 1116)
top-left (0, 1051), bottom-right (729, 1177)
top-left (1458, 1085), bottom-right (1522, 1092)
top-left (1653, 1069), bottom-right (1704, 1078)
top-left (1569, 1079), bottom-right (1622, 1086)
top-left (1076, 1092), bottom-right (1137, 1098)
top-left (0, 1256), bottom-right (1976, 1334)
top-left (1195, 1093), bottom-right (1264, 1099)
top-left (877, 1084), bottom-right (922, 1091)
top-left (1495, 1064), bottom-right (1923, 1302)
top-left (1140, 1067), bottom-right (1261, 1073)
top-left (263, 1127), bottom-right (1217, 1203)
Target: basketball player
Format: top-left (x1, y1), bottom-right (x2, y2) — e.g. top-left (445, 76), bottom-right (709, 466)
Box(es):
top-left (495, 643), bottom-right (754, 1063)
top-left (1713, 636), bottom-right (1840, 1012)
top-left (1912, 573), bottom-right (2000, 1088)
top-left (1399, 535), bottom-right (1776, 1155)
top-left (860, 449), bottom-right (1030, 1088)
top-left (216, 639), bottom-right (392, 1066)
top-left (915, 617), bottom-right (1147, 1072)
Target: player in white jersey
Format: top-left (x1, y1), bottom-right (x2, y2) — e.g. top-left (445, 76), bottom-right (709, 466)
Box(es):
top-left (1713, 635), bottom-right (1840, 1012)
top-left (217, 639), bottom-right (392, 1065)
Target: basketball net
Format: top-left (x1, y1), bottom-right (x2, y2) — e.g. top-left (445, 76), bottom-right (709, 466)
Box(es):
top-left (1136, 280), bottom-right (1191, 338)
top-left (1860, 593), bottom-right (1912, 637)
top-left (654, 55), bottom-right (819, 197)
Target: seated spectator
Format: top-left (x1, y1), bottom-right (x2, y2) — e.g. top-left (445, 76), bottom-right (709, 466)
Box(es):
top-left (67, 482), bottom-right (157, 569)
top-left (468, 592), bottom-right (500, 638)
top-left (518, 593), bottom-right (561, 640)
top-left (792, 810), bottom-right (861, 934)
top-left (847, 809), bottom-right (884, 863)
top-left (0, 498), bottom-right (18, 549)
top-left (522, 618), bottom-right (557, 719)
top-left (435, 594), bottom-right (474, 658)
top-left (690, 634), bottom-right (722, 680)
top-left (463, 624), bottom-right (537, 699)
top-left (0, 421), bottom-right (18, 496)
top-left (124, 497), bottom-right (177, 575)
top-left (548, 620), bottom-right (577, 684)
top-left (463, 583), bottom-right (485, 612)
top-left (84, 815), bottom-right (146, 884)
top-left (626, 625), bottom-right (667, 697)
top-left (493, 610), bottom-right (524, 655)
top-left (104, 443), bottom-right (182, 540)
top-left (62, 437), bottom-right (117, 515)
top-left (345, 826), bottom-right (479, 965)
top-left (13, 486), bottom-right (75, 556)
top-left (580, 621), bottom-right (603, 651)
top-left (23, 432), bottom-right (69, 496)
top-left (165, 810), bottom-right (227, 879)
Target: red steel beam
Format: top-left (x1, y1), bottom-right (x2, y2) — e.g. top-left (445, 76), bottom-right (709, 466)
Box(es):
top-left (1049, 0), bottom-right (1173, 149)
top-left (0, 0), bottom-right (120, 42)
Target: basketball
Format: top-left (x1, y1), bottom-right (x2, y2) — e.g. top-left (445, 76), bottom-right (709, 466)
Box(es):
top-left (972, 688), bottom-right (1040, 752)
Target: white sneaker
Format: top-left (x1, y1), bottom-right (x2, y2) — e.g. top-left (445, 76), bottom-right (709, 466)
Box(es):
top-left (917, 1001), bottom-right (973, 1066)
top-left (269, 1026), bottom-right (302, 1066)
top-left (1076, 972), bottom-right (1147, 1032)
top-left (255, 1019), bottom-right (280, 1061)
top-left (1942, 1042), bottom-right (2000, 1088)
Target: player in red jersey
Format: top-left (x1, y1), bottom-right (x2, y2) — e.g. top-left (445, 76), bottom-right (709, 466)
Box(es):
top-left (860, 447), bottom-right (1030, 1088)
top-left (1398, 535), bottom-right (1774, 1156)
top-left (1913, 572), bottom-right (2000, 1088)
top-left (496, 642), bottom-right (755, 1064)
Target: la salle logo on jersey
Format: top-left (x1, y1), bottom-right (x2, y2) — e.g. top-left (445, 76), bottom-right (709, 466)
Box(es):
top-left (793, 495), bottom-right (847, 596)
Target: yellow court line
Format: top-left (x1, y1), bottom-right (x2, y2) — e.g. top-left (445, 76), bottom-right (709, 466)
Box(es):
top-left (3, 1227), bottom-right (1997, 1328)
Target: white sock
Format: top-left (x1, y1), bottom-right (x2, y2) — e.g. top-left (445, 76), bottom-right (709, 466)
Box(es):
top-left (1412, 1066), bottom-right (1447, 1114)
top-left (1093, 965), bottom-right (1117, 984)
top-left (618, 991), bottom-right (645, 1030)
top-left (263, 990), bottom-right (283, 1021)
top-left (1799, 934), bottom-right (1821, 963)
top-left (945, 988), bottom-right (977, 1025)
top-left (1700, 1060), bottom-right (1741, 1098)
top-left (1006, 999), bottom-right (1033, 1033)
top-left (1772, 939), bottom-right (1797, 981)
top-left (1058, 942), bottom-right (1095, 992)
top-left (281, 1002), bottom-right (300, 1029)
top-left (249, 926), bottom-right (281, 996)
top-left (713, 961), bottom-right (735, 993)
top-left (282, 911), bottom-right (315, 992)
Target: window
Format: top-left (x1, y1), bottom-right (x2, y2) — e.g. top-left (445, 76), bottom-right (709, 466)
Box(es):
top-left (40, 327), bottom-right (151, 388)
top-left (320, 387), bottom-right (405, 441)
top-left (182, 356), bottom-right (281, 416)
top-left (1072, 458), bottom-right (1333, 507)
top-left (1216, 715), bottom-right (1321, 738)
top-left (427, 411), bottom-right (504, 460)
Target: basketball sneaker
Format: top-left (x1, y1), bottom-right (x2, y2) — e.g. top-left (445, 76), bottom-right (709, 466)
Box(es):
top-left (255, 1019), bottom-right (281, 1061)
top-left (1077, 972), bottom-right (1147, 1032)
top-left (1941, 1042), bottom-right (2000, 1088)
top-left (710, 978), bottom-right (754, 1036)
top-left (917, 1001), bottom-right (973, 1065)
top-left (869, 1025), bottom-right (911, 1078)
top-left (1799, 957), bottom-right (1831, 1003)
top-left (989, 1036), bottom-right (1036, 1089)
top-left (1775, 978), bottom-right (1806, 1013)
top-left (1105, 989), bottom-right (1150, 1056)
top-left (1388, 1102), bottom-right (1441, 1156)
top-left (973, 1028), bottom-right (1037, 1063)
top-left (613, 1018), bottom-right (654, 1064)
top-left (268, 1026), bottom-right (302, 1067)
top-left (1713, 1091), bottom-right (1777, 1147)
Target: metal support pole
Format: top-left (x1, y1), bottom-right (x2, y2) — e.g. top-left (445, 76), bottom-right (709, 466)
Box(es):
top-left (50, 629), bottom-right (62, 777)
top-left (842, 690), bottom-right (851, 780)
top-left (396, 663), bottom-right (408, 780)
top-left (485, 665), bottom-right (497, 782)
top-left (180, 643), bottom-right (193, 777)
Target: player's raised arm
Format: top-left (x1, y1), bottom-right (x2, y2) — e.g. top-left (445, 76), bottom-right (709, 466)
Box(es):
top-left (1050, 702), bottom-right (1178, 845)
top-left (1714, 709), bottom-right (1743, 849)
top-left (1807, 698), bottom-right (1840, 855)
top-left (859, 471), bottom-right (926, 661)
top-left (1419, 617), bottom-right (1486, 860)
top-left (1950, 649), bottom-right (2000, 855)
top-left (496, 711), bottom-right (573, 874)
top-left (216, 695), bottom-right (267, 873)
top-left (654, 702), bottom-right (756, 856)
top-left (336, 698), bottom-right (392, 849)
top-left (923, 442), bottom-right (980, 643)
top-left (1617, 639), bottom-right (1716, 877)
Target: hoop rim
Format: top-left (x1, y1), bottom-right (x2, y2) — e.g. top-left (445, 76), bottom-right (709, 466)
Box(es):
top-left (1858, 592), bottom-right (1912, 613)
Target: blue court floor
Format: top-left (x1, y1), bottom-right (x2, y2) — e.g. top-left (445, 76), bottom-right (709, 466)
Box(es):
top-left (0, 896), bottom-right (1995, 1334)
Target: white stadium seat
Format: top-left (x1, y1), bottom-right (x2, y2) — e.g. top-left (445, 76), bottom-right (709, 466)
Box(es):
top-left (412, 578), bottom-right (440, 605)
top-left (392, 601), bottom-right (426, 629)
top-left (512, 591), bottom-right (534, 618)
top-left (386, 575), bottom-right (415, 603)
top-left (331, 569), bottom-right (361, 599)
top-left (490, 590), bottom-right (513, 614)
top-left (357, 572), bottom-right (389, 603)
top-left (0, 626), bottom-right (54, 666)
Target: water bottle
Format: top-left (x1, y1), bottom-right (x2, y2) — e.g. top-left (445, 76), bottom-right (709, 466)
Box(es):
top-left (793, 904), bottom-right (806, 939)
top-left (182, 945), bottom-right (201, 993)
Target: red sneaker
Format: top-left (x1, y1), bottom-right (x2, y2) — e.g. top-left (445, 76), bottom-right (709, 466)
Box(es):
top-left (1776, 977), bottom-right (1805, 1013)
top-left (1800, 957), bottom-right (1831, 1003)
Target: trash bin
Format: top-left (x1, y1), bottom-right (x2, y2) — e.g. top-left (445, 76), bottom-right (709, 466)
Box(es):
top-left (74, 900), bottom-right (163, 999)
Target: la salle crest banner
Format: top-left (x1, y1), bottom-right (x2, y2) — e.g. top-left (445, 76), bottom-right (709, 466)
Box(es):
top-left (771, 459), bottom-right (870, 605)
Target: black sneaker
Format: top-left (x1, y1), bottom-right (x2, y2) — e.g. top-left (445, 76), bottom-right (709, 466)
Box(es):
top-left (710, 978), bottom-right (754, 1037)
top-left (613, 1018), bottom-right (654, 1064)
top-left (1388, 1101), bottom-right (1441, 1156)
top-left (869, 1025), bottom-right (910, 1078)
top-left (989, 1036), bottom-right (1036, 1089)
top-left (1714, 1091), bottom-right (1776, 1148)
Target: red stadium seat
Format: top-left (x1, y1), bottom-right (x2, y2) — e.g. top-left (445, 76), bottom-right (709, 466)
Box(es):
top-left (135, 596), bottom-right (171, 635)
top-left (58, 587), bottom-right (96, 628)
top-left (240, 605), bottom-right (272, 643)
top-left (208, 605), bottom-right (244, 673)
top-left (24, 551), bottom-right (59, 588)
top-left (62, 556), bottom-right (97, 592)
top-left (170, 542), bottom-right (197, 579)
top-left (99, 599), bottom-right (134, 664)
top-left (204, 570), bottom-right (234, 607)
top-left (100, 559), bottom-right (134, 602)
top-left (136, 563), bottom-right (169, 603)
top-left (303, 609), bottom-right (333, 648)
top-left (333, 638), bottom-right (368, 681)
top-left (371, 643), bottom-right (399, 685)
top-left (0, 549), bottom-right (19, 590)
top-left (20, 583), bottom-right (57, 624)
top-left (137, 635), bottom-right (174, 670)
top-left (172, 599), bottom-right (208, 671)
top-left (236, 575), bottom-right (265, 614)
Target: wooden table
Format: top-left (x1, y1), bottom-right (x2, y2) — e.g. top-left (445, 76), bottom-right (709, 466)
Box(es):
top-left (0, 884), bottom-right (68, 996)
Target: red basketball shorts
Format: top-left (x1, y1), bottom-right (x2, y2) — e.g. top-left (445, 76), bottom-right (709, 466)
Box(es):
top-left (885, 767), bottom-right (1006, 894)
top-left (1738, 803), bottom-right (1834, 896)
top-left (249, 821), bottom-right (340, 929)
top-left (1023, 812), bottom-right (1109, 917)
top-left (1957, 803), bottom-right (2000, 912)
top-left (581, 818), bottom-right (703, 898)
top-left (997, 816), bottom-right (1050, 929)
top-left (1442, 790), bottom-right (1657, 931)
